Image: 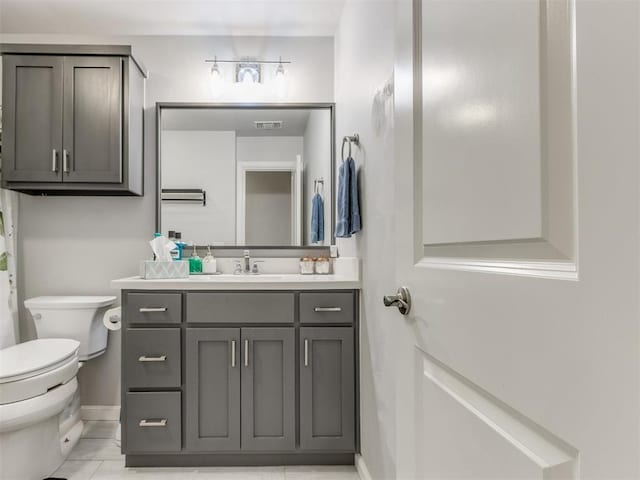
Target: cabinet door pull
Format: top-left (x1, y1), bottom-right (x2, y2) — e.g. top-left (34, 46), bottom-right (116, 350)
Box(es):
top-left (63, 149), bottom-right (70, 173)
top-left (139, 307), bottom-right (168, 313)
top-left (314, 307), bottom-right (342, 313)
top-left (304, 339), bottom-right (309, 367)
top-left (139, 418), bottom-right (167, 427)
top-left (138, 355), bottom-right (166, 362)
top-left (231, 340), bottom-right (236, 368)
top-left (51, 149), bottom-right (58, 172)
top-left (244, 339), bottom-right (249, 367)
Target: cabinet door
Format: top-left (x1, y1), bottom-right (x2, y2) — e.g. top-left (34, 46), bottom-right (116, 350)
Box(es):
top-left (62, 56), bottom-right (122, 183)
top-left (185, 328), bottom-right (240, 451)
top-left (241, 328), bottom-right (295, 451)
top-left (300, 327), bottom-right (355, 451)
top-left (2, 55), bottom-right (63, 182)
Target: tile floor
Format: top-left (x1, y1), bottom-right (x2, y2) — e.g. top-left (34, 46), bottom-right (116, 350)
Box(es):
top-left (52, 421), bottom-right (360, 480)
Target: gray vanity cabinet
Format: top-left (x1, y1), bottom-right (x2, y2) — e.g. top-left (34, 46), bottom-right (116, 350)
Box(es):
top-left (1, 44), bottom-right (146, 195)
top-left (300, 327), bottom-right (355, 451)
top-left (185, 328), bottom-right (241, 451)
top-left (241, 328), bottom-right (296, 451)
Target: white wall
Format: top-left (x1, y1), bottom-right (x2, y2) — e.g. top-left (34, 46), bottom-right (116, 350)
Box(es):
top-left (161, 130), bottom-right (236, 245)
top-left (334, 2), bottom-right (397, 479)
top-left (303, 109), bottom-right (332, 245)
top-left (0, 33), bottom-right (333, 406)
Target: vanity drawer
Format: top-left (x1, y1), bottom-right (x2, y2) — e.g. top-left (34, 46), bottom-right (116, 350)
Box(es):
top-left (125, 328), bottom-right (181, 388)
top-left (125, 392), bottom-right (181, 453)
top-left (299, 292), bottom-right (355, 324)
top-left (125, 293), bottom-right (182, 324)
top-left (186, 292), bottom-right (294, 324)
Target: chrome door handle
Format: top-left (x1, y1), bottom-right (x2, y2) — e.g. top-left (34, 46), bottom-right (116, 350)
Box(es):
top-left (314, 307), bottom-right (342, 313)
top-left (63, 149), bottom-right (70, 173)
top-left (304, 339), bottom-right (309, 367)
top-left (52, 149), bottom-right (58, 172)
top-left (231, 340), bottom-right (236, 368)
top-left (383, 287), bottom-right (412, 315)
top-left (244, 339), bottom-right (249, 367)
top-left (139, 419), bottom-right (167, 427)
top-left (139, 307), bottom-right (167, 313)
top-left (138, 355), bottom-right (166, 362)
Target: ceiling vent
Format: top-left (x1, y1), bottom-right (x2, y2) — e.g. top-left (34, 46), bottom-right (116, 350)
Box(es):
top-left (254, 120), bottom-right (283, 130)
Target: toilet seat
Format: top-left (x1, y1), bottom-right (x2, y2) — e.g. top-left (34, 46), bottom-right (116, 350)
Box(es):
top-left (0, 339), bottom-right (80, 405)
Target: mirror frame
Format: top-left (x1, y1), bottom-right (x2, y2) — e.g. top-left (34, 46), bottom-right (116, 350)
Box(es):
top-left (156, 102), bottom-right (336, 249)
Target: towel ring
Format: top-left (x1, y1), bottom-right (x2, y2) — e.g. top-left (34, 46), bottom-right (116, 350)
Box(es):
top-left (341, 134), bottom-right (360, 161)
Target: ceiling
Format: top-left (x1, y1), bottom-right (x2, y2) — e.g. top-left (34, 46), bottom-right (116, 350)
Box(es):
top-left (162, 108), bottom-right (322, 136)
top-left (0, 0), bottom-right (346, 36)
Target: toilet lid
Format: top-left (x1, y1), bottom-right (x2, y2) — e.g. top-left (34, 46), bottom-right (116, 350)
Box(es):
top-left (0, 339), bottom-right (80, 384)
top-left (24, 295), bottom-right (116, 309)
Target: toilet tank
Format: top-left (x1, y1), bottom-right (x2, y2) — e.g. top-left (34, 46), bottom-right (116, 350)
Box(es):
top-left (24, 296), bottom-right (117, 361)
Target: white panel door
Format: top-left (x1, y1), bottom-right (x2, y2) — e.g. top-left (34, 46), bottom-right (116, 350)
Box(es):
top-left (392, 0), bottom-right (639, 478)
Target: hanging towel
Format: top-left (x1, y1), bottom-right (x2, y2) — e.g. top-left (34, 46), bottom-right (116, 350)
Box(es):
top-left (336, 157), bottom-right (362, 238)
top-left (311, 193), bottom-right (325, 244)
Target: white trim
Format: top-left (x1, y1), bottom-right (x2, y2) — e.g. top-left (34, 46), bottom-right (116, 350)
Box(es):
top-left (418, 257), bottom-right (578, 281)
top-left (355, 454), bottom-right (373, 480)
top-left (80, 405), bottom-right (120, 421)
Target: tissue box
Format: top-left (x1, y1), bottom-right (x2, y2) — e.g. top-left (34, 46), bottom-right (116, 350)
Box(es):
top-left (140, 260), bottom-right (189, 279)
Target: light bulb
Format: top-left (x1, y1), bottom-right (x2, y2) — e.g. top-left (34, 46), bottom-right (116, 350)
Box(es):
top-left (273, 62), bottom-right (288, 100)
top-left (209, 61), bottom-right (224, 98)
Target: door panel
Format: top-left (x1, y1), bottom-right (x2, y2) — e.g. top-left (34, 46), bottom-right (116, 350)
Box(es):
top-left (241, 328), bottom-right (295, 451)
top-left (299, 327), bottom-right (355, 451)
top-left (63, 56), bottom-right (122, 183)
top-left (393, 0), bottom-right (639, 478)
top-left (2, 55), bottom-right (63, 182)
top-left (185, 328), bottom-right (240, 451)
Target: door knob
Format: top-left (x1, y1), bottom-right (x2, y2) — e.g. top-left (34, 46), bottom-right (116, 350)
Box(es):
top-left (383, 287), bottom-right (411, 315)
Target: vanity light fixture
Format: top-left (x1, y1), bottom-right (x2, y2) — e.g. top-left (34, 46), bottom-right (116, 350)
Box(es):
top-left (205, 57), bottom-right (291, 89)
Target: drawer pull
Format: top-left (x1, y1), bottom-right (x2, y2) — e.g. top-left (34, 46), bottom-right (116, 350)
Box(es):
top-left (244, 339), bottom-right (249, 367)
top-left (138, 355), bottom-right (167, 362)
top-left (139, 418), bottom-right (167, 427)
top-left (304, 339), bottom-right (309, 367)
top-left (231, 340), bottom-right (236, 368)
top-left (139, 307), bottom-right (168, 313)
top-left (314, 307), bottom-right (342, 313)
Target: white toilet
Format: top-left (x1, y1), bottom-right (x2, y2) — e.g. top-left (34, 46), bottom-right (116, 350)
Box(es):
top-left (0, 295), bottom-right (116, 480)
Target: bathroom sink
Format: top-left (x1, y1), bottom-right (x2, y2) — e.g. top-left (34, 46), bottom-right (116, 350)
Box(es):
top-left (189, 274), bottom-right (286, 281)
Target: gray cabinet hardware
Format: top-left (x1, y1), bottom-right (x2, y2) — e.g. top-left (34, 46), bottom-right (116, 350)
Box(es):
top-left (304, 339), bottom-right (309, 366)
top-left (51, 150), bottom-right (58, 172)
top-left (244, 339), bottom-right (249, 367)
top-left (139, 307), bottom-right (168, 313)
top-left (231, 340), bottom-right (236, 367)
top-left (139, 418), bottom-right (168, 427)
top-left (314, 307), bottom-right (342, 312)
top-left (138, 355), bottom-right (167, 363)
top-left (62, 149), bottom-right (70, 173)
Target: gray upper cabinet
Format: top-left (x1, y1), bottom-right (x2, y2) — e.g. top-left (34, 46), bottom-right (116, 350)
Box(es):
top-left (186, 328), bottom-right (241, 451)
top-left (1, 44), bottom-right (146, 195)
top-left (241, 328), bottom-right (296, 451)
top-left (300, 327), bottom-right (355, 451)
top-left (2, 55), bottom-right (64, 183)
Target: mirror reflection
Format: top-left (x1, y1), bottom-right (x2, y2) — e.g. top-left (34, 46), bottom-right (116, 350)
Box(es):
top-left (159, 106), bottom-right (333, 247)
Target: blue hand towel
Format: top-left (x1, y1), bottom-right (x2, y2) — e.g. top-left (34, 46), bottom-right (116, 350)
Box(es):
top-left (311, 192), bottom-right (324, 244)
top-left (336, 157), bottom-right (361, 238)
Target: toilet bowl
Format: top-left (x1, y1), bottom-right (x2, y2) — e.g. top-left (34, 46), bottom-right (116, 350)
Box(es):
top-left (0, 338), bottom-right (83, 480)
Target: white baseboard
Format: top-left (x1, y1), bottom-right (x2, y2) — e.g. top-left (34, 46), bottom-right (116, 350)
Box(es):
top-left (355, 454), bottom-right (373, 480)
top-left (80, 405), bottom-right (121, 421)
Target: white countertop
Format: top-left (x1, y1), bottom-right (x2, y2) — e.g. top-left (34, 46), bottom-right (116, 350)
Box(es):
top-left (111, 257), bottom-right (360, 291)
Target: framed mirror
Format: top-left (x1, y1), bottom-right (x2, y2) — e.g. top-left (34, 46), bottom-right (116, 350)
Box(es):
top-left (156, 103), bottom-right (335, 248)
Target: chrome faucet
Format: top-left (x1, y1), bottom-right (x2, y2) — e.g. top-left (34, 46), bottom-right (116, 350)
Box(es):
top-left (243, 250), bottom-right (251, 274)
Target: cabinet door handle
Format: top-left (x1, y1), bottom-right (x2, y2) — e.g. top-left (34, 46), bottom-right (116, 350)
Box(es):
top-left (139, 419), bottom-right (167, 427)
top-left (244, 339), bottom-right (249, 367)
top-left (51, 149), bottom-right (58, 172)
top-left (138, 355), bottom-right (166, 362)
top-left (314, 307), bottom-right (342, 313)
top-left (304, 339), bottom-right (309, 367)
top-left (139, 307), bottom-right (167, 313)
top-left (231, 340), bottom-right (236, 368)
top-left (63, 149), bottom-right (70, 173)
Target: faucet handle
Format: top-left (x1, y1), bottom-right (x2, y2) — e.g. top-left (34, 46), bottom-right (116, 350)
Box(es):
top-left (233, 261), bottom-right (243, 274)
top-left (251, 261), bottom-right (264, 274)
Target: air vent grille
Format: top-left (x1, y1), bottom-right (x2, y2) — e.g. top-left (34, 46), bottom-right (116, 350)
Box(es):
top-left (254, 121), bottom-right (283, 130)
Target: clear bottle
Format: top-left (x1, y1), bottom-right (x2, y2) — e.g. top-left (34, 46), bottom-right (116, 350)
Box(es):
top-left (189, 245), bottom-right (202, 273)
top-left (202, 246), bottom-right (217, 274)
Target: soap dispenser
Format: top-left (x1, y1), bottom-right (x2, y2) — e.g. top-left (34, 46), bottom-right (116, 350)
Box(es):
top-left (189, 245), bottom-right (203, 273)
top-left (202, 246), bottom-right (217, 274)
